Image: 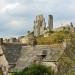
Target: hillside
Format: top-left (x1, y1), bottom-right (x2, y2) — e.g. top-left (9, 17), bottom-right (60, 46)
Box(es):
top-left (58, 37), bottom-right (75, 75)
top-left (36, 31), bottom-right (75, 45)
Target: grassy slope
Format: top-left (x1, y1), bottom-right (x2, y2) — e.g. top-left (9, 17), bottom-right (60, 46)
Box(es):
top-left (58, 35), bottom-right (75, 75)
top-left (36, 31), bottom-right (72, 45)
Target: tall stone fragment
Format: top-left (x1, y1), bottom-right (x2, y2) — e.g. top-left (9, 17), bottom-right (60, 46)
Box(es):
top-left (48, 15), bottom-right (53, 30)
top-left (34, 14), bottom-right (46, 37)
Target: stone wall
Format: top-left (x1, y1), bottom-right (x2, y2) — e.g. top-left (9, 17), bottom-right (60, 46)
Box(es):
top-left (2, 43), bottom-right (25, 64)
top-left (12, 45), bottom-right (64, 72)
top-left (1, 44), bottom-right (65, 72)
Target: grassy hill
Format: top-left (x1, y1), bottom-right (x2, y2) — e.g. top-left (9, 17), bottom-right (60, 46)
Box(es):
top-left (36, 31), bottom-right (75, 45)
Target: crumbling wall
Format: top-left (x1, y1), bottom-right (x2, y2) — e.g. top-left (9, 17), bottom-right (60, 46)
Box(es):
top-left (34, 14), bottom-right (46, 37)
top-left (12, 45), bottom-right (64, 72)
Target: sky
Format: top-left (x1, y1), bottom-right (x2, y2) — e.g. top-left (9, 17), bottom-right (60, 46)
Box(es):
top-left (0, 0), bottom-right (75, 38)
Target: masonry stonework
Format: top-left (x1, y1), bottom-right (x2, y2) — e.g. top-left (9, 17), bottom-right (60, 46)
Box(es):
top-left (34, 14), bottom-right (53, 37)
top-left (0, 38), bottom-right (9, 75)
top-left (48, 15), bottom-right (53, 30)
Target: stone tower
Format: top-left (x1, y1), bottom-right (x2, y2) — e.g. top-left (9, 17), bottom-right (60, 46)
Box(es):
top-left (48, 15), bottom-right (53, 30)
top-left (34, 14), bottom-right (46, 37)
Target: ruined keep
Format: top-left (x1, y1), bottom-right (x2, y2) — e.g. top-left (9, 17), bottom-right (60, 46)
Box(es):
top-left (34, 14), bottom-right (53, 37)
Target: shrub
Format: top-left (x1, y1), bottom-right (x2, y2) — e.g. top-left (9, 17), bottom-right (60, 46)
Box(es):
top-left (12, 64), bottom-right (57, 75)
top-left (22, 64), bottom-right (51, 75)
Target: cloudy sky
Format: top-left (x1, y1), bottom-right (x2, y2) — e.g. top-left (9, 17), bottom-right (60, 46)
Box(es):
top-left (0, 0), bottom-right (75, 38)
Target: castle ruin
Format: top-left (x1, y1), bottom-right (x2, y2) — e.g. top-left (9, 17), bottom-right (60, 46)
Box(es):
top-left (48, 15), bottom-right (53, 30)
top-left (34, 14), bottom-right (53, 37)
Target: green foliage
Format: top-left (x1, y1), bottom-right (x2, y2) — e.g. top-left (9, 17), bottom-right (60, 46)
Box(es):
top-left (28, 31), bottom-right (30, 33)
top-left (12, 64), bottom-right (57, 75)
top-left (22, 64), bottom-right (52, 75)
top-left (11, 72), bottom-right (22, 75)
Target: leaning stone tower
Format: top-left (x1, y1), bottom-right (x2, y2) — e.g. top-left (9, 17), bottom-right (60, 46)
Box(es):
top-left (48, 15), bottom-right (53, 30)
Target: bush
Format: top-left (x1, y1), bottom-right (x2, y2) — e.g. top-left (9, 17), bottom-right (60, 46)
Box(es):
top-left (22, 64), bottom-right (51, 75)
top-left (12, 64), bottom-right (57, 75)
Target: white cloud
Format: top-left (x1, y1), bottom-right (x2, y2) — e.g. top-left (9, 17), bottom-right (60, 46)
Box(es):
top-left (33, 0), bottom-right (46, 2)
top-left (6, 20), bottom-right (26, 31)
top-left (1, 3), bottom-right (19, 13)
top-left (10, 20), bottom-right (21, 26)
